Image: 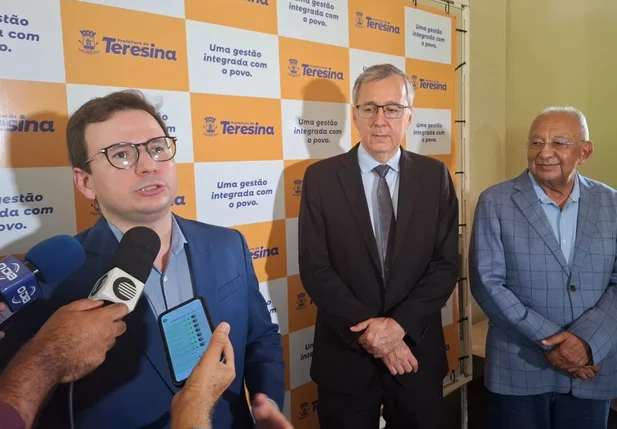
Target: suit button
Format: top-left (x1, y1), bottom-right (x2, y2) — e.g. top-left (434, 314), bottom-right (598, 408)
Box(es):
top-left (569, 285), bottom-right (577, 292)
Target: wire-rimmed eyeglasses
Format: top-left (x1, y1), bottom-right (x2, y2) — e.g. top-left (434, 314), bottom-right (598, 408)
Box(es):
top-left (355, 103), bottom-right (410, 119)
top-left (525, 140), bottom-right (583, 151)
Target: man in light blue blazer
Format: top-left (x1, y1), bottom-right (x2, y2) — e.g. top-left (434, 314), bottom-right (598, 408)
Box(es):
top-left (470, 106), bottom-right (617, 429)
top-left (0, 89), bottom-right (285, 428)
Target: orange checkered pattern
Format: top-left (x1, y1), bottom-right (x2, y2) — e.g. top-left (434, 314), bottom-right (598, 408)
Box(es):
top-left (0, 1), bottom-right (459, 427)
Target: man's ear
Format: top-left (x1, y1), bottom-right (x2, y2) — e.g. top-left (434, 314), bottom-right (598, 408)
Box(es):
top-left (73, 167), bottom-right (96, 200)
top-left (580, 141), bottom-right (594, 164)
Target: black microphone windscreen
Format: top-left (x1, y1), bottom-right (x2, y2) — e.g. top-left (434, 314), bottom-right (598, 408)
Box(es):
top-left (110, 226), bottom-right (161, 283)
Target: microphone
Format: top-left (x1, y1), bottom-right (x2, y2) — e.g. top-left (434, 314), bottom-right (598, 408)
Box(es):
top-left (88, 226), bottom-right (161, 312)
top-left (0, 235), bottom-right (86, 313)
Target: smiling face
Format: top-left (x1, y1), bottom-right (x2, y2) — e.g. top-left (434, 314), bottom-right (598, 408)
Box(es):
top-left (527, 111), bottom-right (593, 188)
top-left (352, 74), bottom-right (412, 162)
top-left (73, 109), bottom-right (178, 227)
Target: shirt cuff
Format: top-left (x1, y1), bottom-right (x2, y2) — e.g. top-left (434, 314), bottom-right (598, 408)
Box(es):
top-left (250, 397), bottom-right (280, 417)
top-left (267, 397), bottom-right (279, 410)
top-left (0, 401), bottom-right (25, 429)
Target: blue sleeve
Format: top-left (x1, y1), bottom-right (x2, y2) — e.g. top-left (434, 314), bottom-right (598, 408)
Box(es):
top-left (568, 278), bottom-right (617, 364)
top-left (235, 230), bottom-right (286, 409)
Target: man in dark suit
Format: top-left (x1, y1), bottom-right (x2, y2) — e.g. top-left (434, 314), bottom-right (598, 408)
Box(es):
top-left (298, 63), bottom-right (459, 429)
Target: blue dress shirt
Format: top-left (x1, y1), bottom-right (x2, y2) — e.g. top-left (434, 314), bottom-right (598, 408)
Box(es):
top-left (107, 215), bottom-right (193, 317)
top-left (357, 143), bottom-right (401, 248)
top-left (528, 171), bottom-right (580, 266)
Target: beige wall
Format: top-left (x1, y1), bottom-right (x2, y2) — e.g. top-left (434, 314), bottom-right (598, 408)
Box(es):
top-left (468, 0), bottom-right (507, 323)
top-left (468, 0), bottom-right (617, 324)
top-left (506, 0), bottom-right (617, 185)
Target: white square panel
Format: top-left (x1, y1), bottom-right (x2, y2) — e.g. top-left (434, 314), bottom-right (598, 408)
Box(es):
top-left (288, 325), bottom-right (315, 389)
top-left (186, 20), bottom-right (281, 99)
top-left (259, 277), bottom-right (289, 336)
top-left (441, 293), bottom-right (454, 326)
top-left (277, 0), bottom-right (349, 47)
top-left (194, 160), bottom-right (285, 227)
top-left (0, 0), bottom-right (66, 83)
top-left (283, 391), bottom-right (292, 422)
top-left (78, 0), bottom-right (185, 18)
top-left (407, 108), bottom-right (452, 155)
top-left (281, 99), bottom-right (351, 160)
top-left (285, 218), bottom-right (298, 276)
top-left (0, 167), bottom-right (76, 255)
top-left (405, 7), bottom-right (452, 64)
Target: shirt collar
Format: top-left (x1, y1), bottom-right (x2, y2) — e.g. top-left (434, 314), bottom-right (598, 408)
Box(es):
top-left (528, 170), bottom-right (580, 204)
top-left (107, 215), bottom-right (187, 256)
top-left (357, 143), bottom-right (401, 174)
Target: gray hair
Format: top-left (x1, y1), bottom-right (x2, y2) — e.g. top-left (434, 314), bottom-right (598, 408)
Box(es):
top-left (352, 64), bottom-right (415, 107)
top-left (537, 106), bottom-right (590, 141)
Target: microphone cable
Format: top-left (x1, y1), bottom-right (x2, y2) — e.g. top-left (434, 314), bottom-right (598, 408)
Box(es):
top-left (68, 381), bottom-right (75, 429)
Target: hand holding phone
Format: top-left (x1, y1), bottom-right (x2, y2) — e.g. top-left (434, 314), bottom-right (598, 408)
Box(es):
top-left (170, 322), bottom-right (236, 429)
top-left (159, 297), bottom-right (218, 386)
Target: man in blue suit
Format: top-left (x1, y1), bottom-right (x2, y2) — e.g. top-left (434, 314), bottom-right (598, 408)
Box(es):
top-left (3, 89), bottom-right (285, 429)
top-left (470, 106), bottom-right (617, 429)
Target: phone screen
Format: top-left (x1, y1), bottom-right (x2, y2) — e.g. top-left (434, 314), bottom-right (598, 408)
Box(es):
top-left (159, 297), bottom-right (213, 385)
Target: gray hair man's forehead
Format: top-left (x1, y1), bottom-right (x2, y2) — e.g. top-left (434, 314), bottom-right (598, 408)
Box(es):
top-left (352, 64), bottom-right (415, 107)
top-left (531, 106), bottom-right (590, 141)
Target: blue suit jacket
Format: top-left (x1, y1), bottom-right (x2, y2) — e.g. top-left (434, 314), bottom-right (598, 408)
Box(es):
top-left (469, 171), bottom-right (617, 400)
top-left (20, 215), bottom-right (284, 428)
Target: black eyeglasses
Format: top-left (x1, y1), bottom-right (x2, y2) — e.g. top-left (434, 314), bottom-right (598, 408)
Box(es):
top-left (355, 103), bottom-right (410, 119)
top-left (85, 136), bottom-right (177, 170)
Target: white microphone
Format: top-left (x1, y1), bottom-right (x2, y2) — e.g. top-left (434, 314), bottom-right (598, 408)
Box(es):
top-left (88, 226), bottom-right (161, 312)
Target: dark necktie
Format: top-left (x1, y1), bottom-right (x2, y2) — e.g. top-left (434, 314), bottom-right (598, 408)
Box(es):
top-left (373, 165), bottom-right (395, 282)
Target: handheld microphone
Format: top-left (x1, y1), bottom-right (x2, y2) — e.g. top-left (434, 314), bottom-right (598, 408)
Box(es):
top-left (0, 235), bottom-right (86, 313)
top-left (88, 226), bottom-right (161, 312)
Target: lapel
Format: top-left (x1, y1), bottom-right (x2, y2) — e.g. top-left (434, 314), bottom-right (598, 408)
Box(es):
top-left (337, 144), bottom-right (381, 273)
top-left (80, 216), bottom-right (118, 260)
top-left (81, 215), bottom-right (220, 394)
top-left (175, 216), bottom-right (219, 325)
top-left (511, 171), bottom-right (570, 275)
top-left (571, 175), bottom-right (599, 276)
top-left (82, 217), bottom-right (178, 393)
top-left (391, 149), bottom-right (420, 265)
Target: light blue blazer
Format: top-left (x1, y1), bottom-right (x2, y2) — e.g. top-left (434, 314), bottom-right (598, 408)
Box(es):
top-left (470, 170), bottom-right (617, 399)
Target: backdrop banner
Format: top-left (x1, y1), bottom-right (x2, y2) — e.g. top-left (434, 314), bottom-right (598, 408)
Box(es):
top-left (0, 1), bottom-right (458, 426)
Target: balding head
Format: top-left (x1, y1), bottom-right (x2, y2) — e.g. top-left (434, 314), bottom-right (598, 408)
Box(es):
top-left (530, 106), bottom-right (589, 142)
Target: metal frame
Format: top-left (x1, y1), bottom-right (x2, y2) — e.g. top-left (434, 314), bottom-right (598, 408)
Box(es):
top-left (431, 0), bottom-right (471, 7)
top-left (461, 4), bottom-right (473, 429)
top-left (456, 5), bottom-right (472, 429)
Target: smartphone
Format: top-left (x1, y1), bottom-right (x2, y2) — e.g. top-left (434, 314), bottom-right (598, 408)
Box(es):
top-left (158, 297), bottom-right (216, 386)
